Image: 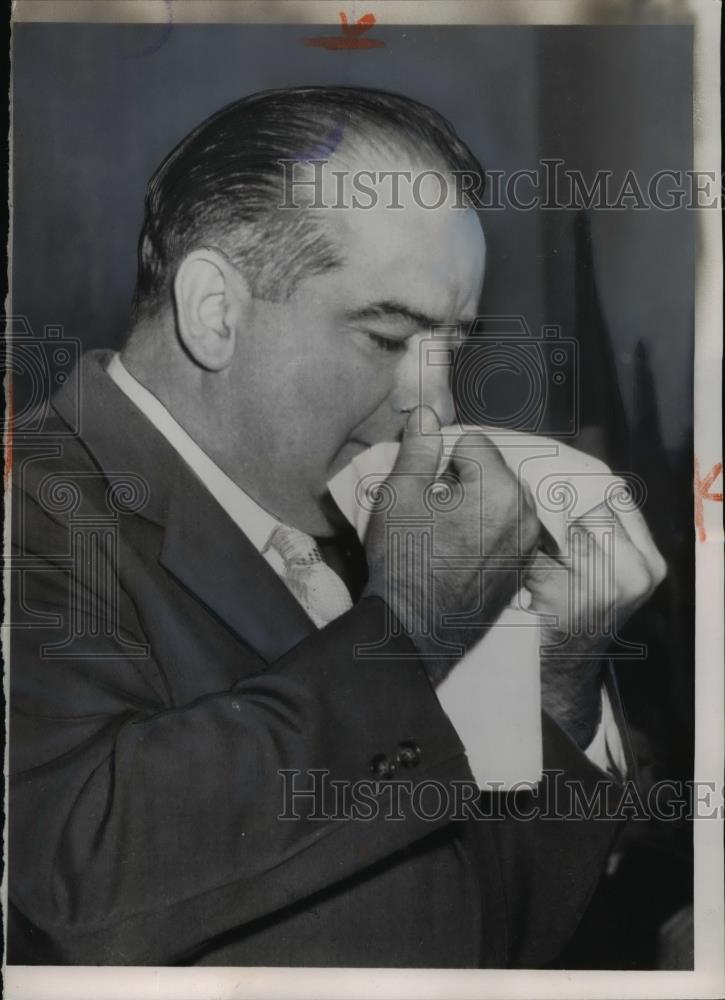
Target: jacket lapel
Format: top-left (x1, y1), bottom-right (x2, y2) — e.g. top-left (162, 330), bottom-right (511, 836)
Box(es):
top-left (159, 462), bottom-right (317, 663)
top-left (53, 350), bottom-right (317, 663)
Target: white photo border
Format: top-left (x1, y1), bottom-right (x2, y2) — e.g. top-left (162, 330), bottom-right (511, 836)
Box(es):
top-left (4, 1), bottom-right (723, 998)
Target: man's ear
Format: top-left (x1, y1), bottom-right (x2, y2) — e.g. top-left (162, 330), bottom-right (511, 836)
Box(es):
top-left (173, 248), bottom-right (250, 371)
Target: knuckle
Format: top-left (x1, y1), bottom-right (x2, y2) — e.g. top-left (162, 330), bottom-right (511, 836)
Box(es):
top-left (520, 506), bottom-right (541, 551)
top-left (457, 432), bottom-right (506, 468)
top-left (399, 443), bottom-right (436, 471)
top-left (484, 464), bottom-right (518, 505)
top-left (651, 552), bottom-right (668, 586)
top-left (616, 559), bottom-right (653, 604)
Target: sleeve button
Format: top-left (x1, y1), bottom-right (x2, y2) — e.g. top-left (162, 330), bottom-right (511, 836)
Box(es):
top-left (369, 754), bottom-right (396, 779)
top-left (396, 740), bottom-right (421, 768)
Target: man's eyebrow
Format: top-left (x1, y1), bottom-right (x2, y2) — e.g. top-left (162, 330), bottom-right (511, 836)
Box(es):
top-left (345, 300), bottom-right (469, 332)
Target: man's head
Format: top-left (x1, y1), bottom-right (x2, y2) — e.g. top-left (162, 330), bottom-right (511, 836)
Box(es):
top-left (124, 86), bottom-right (487, 535)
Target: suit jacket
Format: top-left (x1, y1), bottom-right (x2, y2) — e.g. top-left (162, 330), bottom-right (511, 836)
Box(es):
top-left (8, 350), bottom-right (625, 968)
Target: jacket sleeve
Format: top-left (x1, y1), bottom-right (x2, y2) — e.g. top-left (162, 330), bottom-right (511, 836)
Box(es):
top-left (9, 493), bottom-right (474, 965)
top-left (476, 711), bottom-right (627, 968)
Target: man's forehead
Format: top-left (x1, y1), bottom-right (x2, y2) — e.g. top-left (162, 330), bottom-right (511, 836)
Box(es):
top-left (318, 199), bottom-right (486, 315)
top-left (282, 138), bottom-right (486, 315)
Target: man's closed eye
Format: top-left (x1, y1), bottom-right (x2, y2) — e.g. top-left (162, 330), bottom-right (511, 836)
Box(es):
top-left (366, 332), bottom-right (408, 354)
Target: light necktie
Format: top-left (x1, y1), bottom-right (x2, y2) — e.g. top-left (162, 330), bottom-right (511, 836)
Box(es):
top-left (268, 523), bottom-right (353, 628)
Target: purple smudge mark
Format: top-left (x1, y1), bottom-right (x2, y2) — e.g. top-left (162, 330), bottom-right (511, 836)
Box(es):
top-left (123, 0), bottom-right (174, 59)
top-left (295, 121), bottom-right (345, 163)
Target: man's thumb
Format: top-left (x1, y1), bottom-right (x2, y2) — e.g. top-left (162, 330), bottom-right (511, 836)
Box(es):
top-left (393, 406), bottom-right (443, 477)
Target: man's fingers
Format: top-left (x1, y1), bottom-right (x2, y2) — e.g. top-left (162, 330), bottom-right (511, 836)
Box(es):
top-left (571, 502), bottom-right (660, 605)
top-left (574, 495), bottom-right (667, 589)
top-left (449, 431), bottom-right (507, 484)
top-left (524, 550), bottom-right (562, 586)
top-left (392, 406), bottom-right (442, 478)
top-left (610, 500), bottom-right (668, 587)
top-left (538, 523), bottom-right (563, 561)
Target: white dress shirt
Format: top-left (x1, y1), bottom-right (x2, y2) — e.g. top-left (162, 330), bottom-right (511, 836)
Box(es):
top-left (106, 353), bottom-right (289, 575)
top-left (107, 353), bottom-right (627, 784)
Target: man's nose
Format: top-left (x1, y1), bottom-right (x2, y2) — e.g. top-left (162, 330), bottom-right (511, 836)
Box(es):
top-left (391, 336), bottom-right (456, 428)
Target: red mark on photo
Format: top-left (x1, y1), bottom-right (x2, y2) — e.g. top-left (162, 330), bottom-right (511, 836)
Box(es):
top-left (305, 11), bottom-right (385, 51)
top-left (694, 458), bottom-right (723, 542)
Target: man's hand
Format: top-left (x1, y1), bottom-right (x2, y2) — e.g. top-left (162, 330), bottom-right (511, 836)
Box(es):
top-left (525, 497), bottom-right (667, 747)
top-left (363, 406), bottom-right (541, 684)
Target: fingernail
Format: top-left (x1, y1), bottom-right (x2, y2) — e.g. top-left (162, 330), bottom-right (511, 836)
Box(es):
top-left (414, 405), bottom-right (440, 435)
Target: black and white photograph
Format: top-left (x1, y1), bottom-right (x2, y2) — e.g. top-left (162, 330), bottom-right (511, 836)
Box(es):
top-left (3, 1), bottom-right (723, 997)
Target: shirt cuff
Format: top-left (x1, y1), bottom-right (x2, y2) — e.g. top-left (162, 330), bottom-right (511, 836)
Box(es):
top-left (434, 613), bottom-right (543, 790)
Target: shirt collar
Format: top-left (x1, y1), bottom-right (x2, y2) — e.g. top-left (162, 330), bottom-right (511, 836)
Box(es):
top-left (106, 353), bottom-right (280, 554)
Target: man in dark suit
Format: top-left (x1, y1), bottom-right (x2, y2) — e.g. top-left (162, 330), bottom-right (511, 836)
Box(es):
top-left (9, 87), bottom-right (665, 967)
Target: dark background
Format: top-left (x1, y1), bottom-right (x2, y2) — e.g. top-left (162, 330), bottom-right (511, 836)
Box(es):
top-left (10, 22), bottom-right (695, 968)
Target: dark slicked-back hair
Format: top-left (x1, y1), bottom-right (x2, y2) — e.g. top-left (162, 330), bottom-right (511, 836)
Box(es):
top-left (131, 86), bottom-right (485, 319)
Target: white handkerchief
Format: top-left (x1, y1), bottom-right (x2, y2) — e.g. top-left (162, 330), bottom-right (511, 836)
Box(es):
top-left (328, 426), bottom-right (628, 789)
